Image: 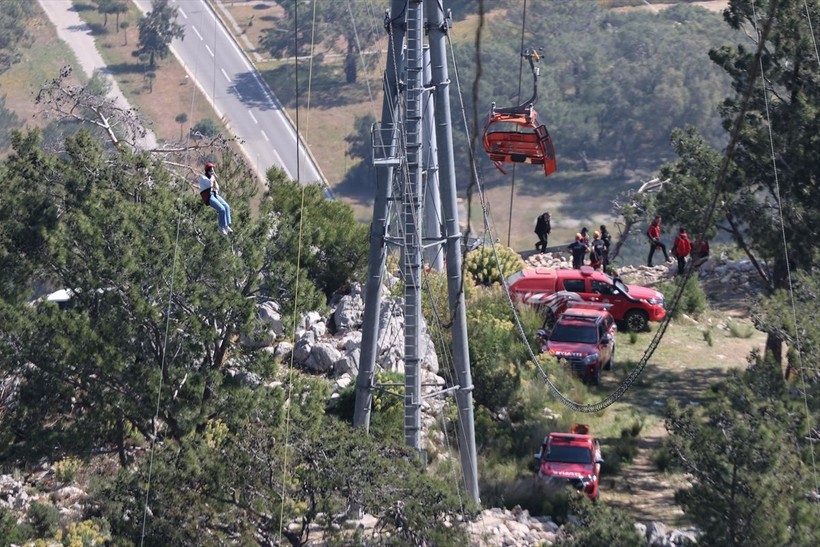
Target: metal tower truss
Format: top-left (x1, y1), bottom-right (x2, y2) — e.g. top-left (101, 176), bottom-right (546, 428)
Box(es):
top-left (353, 0), bottom-right (480, 503)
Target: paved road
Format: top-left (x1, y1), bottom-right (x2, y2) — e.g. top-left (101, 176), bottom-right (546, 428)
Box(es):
top-left (36, 0), bottom-right (158, 150)
top-left (133, 0), bottom-right (324, 184)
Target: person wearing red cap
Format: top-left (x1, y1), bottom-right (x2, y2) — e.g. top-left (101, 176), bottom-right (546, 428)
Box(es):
top-left (198, 162), bottom-right (232, 235)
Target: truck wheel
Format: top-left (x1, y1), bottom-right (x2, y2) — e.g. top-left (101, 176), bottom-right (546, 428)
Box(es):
top-left (624, 310), bottom-right (649, 332)
top-left (604, 349), bottom-right (614, 371)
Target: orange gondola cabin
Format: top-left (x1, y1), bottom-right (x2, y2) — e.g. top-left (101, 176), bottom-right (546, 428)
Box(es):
top-left (482, 49), bottom-right (557, 177)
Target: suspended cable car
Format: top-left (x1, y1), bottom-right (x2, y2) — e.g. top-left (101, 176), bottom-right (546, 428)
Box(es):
top-left (482, 49), bottom-right (556, 176)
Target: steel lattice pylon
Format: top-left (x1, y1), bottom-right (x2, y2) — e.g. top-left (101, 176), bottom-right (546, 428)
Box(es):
top-left (353, 0), bottom-right (479, 503)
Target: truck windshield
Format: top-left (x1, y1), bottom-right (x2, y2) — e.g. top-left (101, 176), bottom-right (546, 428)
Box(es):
top-left (546, 445), bottom-right (592, 464)
top-left (549, 324), bottom-right (597, 344)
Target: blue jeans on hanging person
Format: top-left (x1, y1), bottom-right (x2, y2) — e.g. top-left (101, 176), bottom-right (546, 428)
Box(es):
top-left (209, 192), bottom-right (232, 228)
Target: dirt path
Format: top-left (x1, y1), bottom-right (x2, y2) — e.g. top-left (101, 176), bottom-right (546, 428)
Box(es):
top-left (602, 286), bottom-right (766, 526)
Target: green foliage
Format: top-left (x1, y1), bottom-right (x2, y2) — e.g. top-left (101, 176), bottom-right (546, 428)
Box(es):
top-left (97, 406), bottom-right (468, 546)
top-left (263, 172), bottom-right (368, 299)
top-left (0, 129), bottom-right (347, 469)
top-left (0, 505), bottom-right (29, 545)
top-left (754, 271), bottom-right (820, 367)
top-left (26, 502), bottom-right (60, 539)
top-left (657, 276), bottom-right (708, 319)
top-left (0, 0), bottom-right (34, 73)
top-left (464, 245), bottom-right (525, 286)
top-left (726, 319), bottom-right (755, 339)
top-left (666, 356), bottom-right (819, 546)
top-left (628, 331), bottom-right (638, 345)
top-left (600, 421), bottom-right (642, 475)
top-left (449, 0), bottom-right (734, 178)
top-left (0, 95), bottom-right (19, 151)
top-left (660, 1), bottom-right (820, 296)
top-left (136, 0), bottom-right (184, 68)
top-left (191, 118), bottom-right (219, 138)
top-left (651, 439), bottom-right (683, 474)
top-left (701, 327), bottom-right (714, 346)
top-left (61, 519), bottom-right (113, 546)
top-left (260, 0), bottom-right (380, 70)
top-left (556, 496), bottom-right (644, 547)
top-left (465, 286), bottom-right (536, 412)
top-left (86, 69), bottom-right (114, 97)
top-left (54, 456), bottom-right (82, 484)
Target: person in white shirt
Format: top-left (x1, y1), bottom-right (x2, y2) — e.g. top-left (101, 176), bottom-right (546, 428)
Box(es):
top-left (198, 162), bottom-right (232, 234)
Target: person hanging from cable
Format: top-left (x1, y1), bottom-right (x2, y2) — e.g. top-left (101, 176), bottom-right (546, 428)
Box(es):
top-left (197, 162), bottom-right (233, 235)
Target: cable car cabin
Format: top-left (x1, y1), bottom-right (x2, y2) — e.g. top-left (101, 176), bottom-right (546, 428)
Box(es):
top-left (483, 105), bottom-right (556, 176)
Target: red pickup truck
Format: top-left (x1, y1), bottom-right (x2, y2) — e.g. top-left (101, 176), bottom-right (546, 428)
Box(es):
top-left (507, 266), bottom-right (666, 331)
top-left (538, 306), bottom-right (616, 385)
top-left (535, 425), bottom-right (603, 501)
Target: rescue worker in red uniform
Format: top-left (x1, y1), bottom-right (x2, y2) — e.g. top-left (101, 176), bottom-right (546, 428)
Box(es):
top-left (646, 215), bottom-right (669, 266)
top-left (672, 228), bottom-right (692, 275)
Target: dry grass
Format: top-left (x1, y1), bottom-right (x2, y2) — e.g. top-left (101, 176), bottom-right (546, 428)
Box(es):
top-left (0, 7), bottom-right (81, 134)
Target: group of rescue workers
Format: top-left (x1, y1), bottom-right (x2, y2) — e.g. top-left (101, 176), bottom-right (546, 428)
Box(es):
top-left (534, 212), bottom-right (710, 275)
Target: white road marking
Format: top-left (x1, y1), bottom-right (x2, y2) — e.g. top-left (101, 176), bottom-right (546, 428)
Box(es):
top-left (261, 130), bottom-right (269, 142)
top-left (248, 111), bottom-right (258, 124)
top-left (221, 68), bottom-right (231, 82)
top-left (205, 44), bottom-right (214, 57)
top-left (192, 26), bottom-right (202, 40)
top-left (179, 7), bottom-right (187, 19)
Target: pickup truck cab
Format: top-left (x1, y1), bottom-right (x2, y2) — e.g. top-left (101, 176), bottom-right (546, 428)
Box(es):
top-left (538, 306), bottom-right (616, 385)
top-left (507, 266), bottom-right (665, 331)
top-left (535, 425), bottom-right (603, 501)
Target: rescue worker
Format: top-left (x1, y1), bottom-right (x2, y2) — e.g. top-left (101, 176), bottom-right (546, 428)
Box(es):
top-left (589, 231), bottom-right (605, 270)
top-left (672, 227), bottom-right (692, 275)
top-left (599, 225), bottom-right (612, 271)
top-left (198, 162), bottom-right (233, 235)
top-left (534, 212), bottom-right (551, 253)
top-left (567, 233), bottom-right (588, 269)
top-left (692, 238), bottom-right (710, 268)
top-left (646, 215), bottom-right (669, 266)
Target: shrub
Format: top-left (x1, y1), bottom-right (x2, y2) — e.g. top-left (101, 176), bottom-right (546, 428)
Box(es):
top-left (1, 505), bottom-right (30, 544)
top-left (464, 245), bottom-right (525, 286)
top-left (54, 456), bottom-right (82, 484)
top-left (600, 422), bottom-right (642, 475)
top-left (62, 519), bottom-right (112, 546)
top-left (651, 440), bottom-right (683, 473)
top-left (727, 319), bottom-right (755, 338)
top-left (657, 276), bottom-right (708, 319)
top-left (557, 496), bottom-right (644, 546)
top-left (703, 327), bottom-right (714, 346)
top-left (27, 502), bottom-right (60, 538)
top-left (191, 118), bottom-right (220, 138)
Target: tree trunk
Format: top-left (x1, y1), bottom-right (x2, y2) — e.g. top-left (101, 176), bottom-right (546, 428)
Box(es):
top-left (116, 418), bottom-right (126, 467)
top-left (344, 48), bottom-right (357, 84)
top-left (765, 255), bottom-right (789, 372)
top-left (579, 150), bottom-right (590, 172)
top-left (723, 206), bottom-right (771, 289)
